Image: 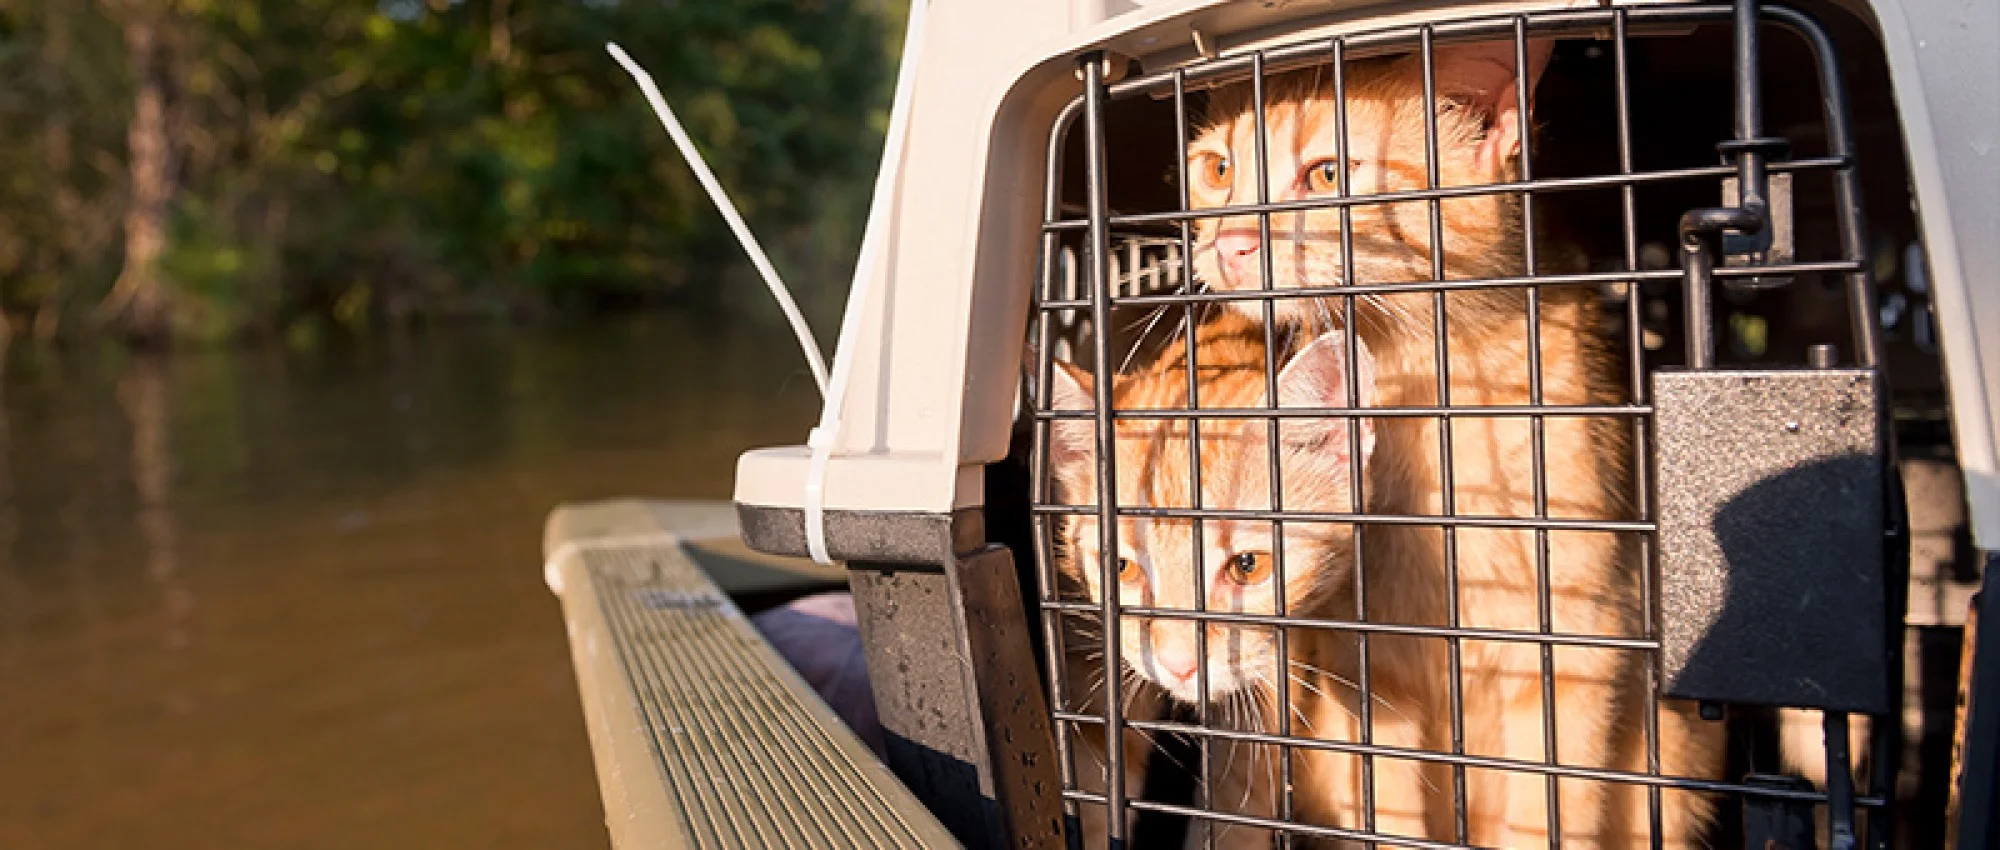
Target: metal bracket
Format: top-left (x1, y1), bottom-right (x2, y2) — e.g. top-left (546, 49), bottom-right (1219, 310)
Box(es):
top-left (1723, 170), bottom-right (1795, 290)
top-left (1741, 774), bottom-right (1820, 850)
top-left (849, 541), bottom-right (1066, 850)
top-left (1654, 367), bottom-right (1891, 713)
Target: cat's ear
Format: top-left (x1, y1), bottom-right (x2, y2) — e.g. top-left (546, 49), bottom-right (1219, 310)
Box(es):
top-left (1276, 331), bottom-right (1378, 468)
top-left (1430, 38), bottom-right (1555, 177)
top-left (1043, 359), bottom-right (1099, 473)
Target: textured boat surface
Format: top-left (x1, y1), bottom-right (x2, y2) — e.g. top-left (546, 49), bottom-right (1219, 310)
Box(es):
top-left (545, 499), bottom-right (957, 850)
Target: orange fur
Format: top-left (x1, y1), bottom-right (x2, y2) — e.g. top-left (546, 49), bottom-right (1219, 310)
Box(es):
top-left (1049, 310), bottom-right (1375, 850)
top-left (1176, 43), bottom-right (1726, 848)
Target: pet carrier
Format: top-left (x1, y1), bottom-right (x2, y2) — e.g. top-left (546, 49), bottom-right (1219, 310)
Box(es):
top-left (547, 0), bottom-right (2000, 847)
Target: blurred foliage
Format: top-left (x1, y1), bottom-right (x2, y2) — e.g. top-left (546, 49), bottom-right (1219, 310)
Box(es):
top-left (0, 0), bottom-right (902, 343)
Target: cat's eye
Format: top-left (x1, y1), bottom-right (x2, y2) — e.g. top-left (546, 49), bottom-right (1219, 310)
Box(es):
top-left (1192, 153), bottom-right (1231, 190)
top-left (1116, 557), bottom-right (1143, 584)
top-left (1303, 159), bottom-right (1349, 194)
top-left (1222, 551), bottom-right (1273, 585)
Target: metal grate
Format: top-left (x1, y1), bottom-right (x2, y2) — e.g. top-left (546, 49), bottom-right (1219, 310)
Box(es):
top-left (584, 544), bottom-right (946, 849)
top-left (1047, 235), bottom-right (1190, 364)
top-left (1025, 2), bottom-right (1905, 848)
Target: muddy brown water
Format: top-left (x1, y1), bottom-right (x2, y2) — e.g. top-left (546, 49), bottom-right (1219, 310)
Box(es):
top-left (0, 314), bottom-right (821, 848)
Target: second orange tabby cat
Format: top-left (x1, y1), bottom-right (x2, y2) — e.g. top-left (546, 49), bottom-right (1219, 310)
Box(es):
top-left (1047, 311), bottom-right (1376, 849)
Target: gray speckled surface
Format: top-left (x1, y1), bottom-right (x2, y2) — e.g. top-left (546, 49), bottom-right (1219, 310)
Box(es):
top-left (1653, 368), bottom-right (1890, 713)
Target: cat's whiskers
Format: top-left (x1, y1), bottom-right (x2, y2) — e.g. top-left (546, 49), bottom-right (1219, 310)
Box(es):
top-left (1117, 280), bottom-right (1196, 374)
top-left (1116, 306), bottom-right (1170, 374)
top-left (1284, 660), bottom-right (1443, 796)
top-left (1119, 664), bottom-right (1147, 706)
top-left (1115, 667), bottom-right (1203, 779)
top-left (1243, 682), bottom-right (1274, 815)
top-left (1272, 674), bottom-right (1322, 735)
top-left (1117, 304), bottom-right (1167, 333)
top-left (1077, 664), bottom-right (1117, 709)
top-left (1282, 210), bottom-right (1322, 336)
top-left (1212, 689), bottom-right (1255, 819)
top-left (1287, 657), bottom-right (1419, 727)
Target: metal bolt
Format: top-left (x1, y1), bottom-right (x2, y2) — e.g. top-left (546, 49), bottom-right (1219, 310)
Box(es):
top-left (1808, 343), bottom-right (1837, 369)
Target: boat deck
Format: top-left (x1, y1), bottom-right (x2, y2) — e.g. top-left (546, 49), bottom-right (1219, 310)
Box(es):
top-left (544, 499), bottom-right (958, 849)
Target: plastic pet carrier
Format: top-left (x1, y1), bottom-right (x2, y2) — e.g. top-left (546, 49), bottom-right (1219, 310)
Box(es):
top-left (548, 0), bottom-right (2000, 847)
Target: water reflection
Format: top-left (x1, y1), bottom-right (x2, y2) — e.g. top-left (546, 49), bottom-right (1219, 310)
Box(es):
top-left (120, 355), bottom-right (197, 723)
top-left (0, 313), bottom-right (820, 848)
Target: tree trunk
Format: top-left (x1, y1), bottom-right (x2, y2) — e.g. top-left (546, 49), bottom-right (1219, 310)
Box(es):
top-left (101, 7), bottom-right (175, 345)
top-left (34, 4), bottom-right (76, 342)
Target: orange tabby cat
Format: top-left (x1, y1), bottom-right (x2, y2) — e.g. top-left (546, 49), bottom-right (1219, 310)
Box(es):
top-left (1183, 41), bottom-right (1725, 847)
top-left (1046, 311), bottom-right (1378, 849)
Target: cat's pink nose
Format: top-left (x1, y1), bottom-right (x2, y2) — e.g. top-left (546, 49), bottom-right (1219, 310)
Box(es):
top-left (1216, 230), bottom-right (1263, 284)
top-left (1155, 645), bottom-right (1199, 682)
top-left (1216, 231), bottom-right (1261, 259)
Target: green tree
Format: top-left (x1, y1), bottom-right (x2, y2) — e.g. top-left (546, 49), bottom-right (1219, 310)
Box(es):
top-left (0, 0), bottom-right (900, 343)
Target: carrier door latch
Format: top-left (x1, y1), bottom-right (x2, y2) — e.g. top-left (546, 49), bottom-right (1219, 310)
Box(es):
top-left (1678, 0), bottom-right (1792, 366)
top-left (1654, 0), bottom-right (1892, 716)
top-left (1722, 170), bottom-right (1794, 290)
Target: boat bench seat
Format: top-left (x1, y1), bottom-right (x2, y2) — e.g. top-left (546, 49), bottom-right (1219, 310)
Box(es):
top-left (544, 499), bottom-right (958, 849)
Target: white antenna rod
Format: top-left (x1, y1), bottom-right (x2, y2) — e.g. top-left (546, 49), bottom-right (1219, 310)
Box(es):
top-left (606, 42), bottom-right (830, 395)
top-left (804, 0), bottom-right (929, 564)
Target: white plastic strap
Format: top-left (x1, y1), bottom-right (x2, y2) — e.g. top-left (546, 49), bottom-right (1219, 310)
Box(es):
top-left (606, 43), bottom-right (829, 395)
top-left (804, 0), bottom-right (931, 564)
